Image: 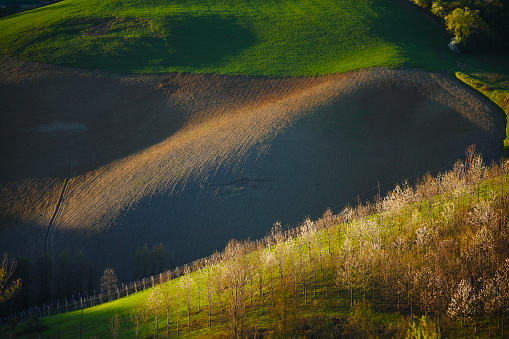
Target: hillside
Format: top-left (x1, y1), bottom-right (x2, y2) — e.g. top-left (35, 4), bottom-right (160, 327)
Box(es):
top-left (0, 55), bottom-right (504, 305)
top-left (3, 152), bottom-right (508, 338)
top-left (0, 0), bottom-right (453, 75)
top-left (1, 0), bottom-right (508, 328)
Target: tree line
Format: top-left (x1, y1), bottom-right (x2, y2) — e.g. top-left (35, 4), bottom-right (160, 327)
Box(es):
top-left (4, 146), bottom-right (508, 337)
top-left (99, 146), bottom-right (509, 338)
top-left (0, 242), bottom-right (172, 318)
top-left (409, 0), bottom-right (509, 52)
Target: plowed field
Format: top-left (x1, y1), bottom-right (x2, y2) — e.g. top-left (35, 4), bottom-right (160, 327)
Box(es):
top-left (0, 56), bottom-right (504, 281)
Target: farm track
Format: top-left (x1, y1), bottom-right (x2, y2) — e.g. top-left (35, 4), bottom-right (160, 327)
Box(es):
top-left (44, 155), bottom-right (70, 261)
top-left (0, 56), bottom-right (505, 283)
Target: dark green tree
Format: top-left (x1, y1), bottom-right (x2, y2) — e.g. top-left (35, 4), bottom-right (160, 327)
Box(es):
top-left (150, 243), bottom-right (168, 275)
top-left (445, 7), bottom-right (487, 46)
top-left (133, 243), bottom-right (150, 278)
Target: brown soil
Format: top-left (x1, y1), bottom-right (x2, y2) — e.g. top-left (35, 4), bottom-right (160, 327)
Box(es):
top-left (0, 55), bottom-right (505, 282)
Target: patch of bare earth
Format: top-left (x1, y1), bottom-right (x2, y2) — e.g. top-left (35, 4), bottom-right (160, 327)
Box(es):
top-left (0, 55), bottom-right (505, 283)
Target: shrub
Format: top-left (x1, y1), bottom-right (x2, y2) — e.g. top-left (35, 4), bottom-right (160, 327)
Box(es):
top-left (412, 0), bottom-right (432, 8)
top-left (482, 84), bottom-right (493, 91)
top-left (14, 317), bottom-right (48, 336)
top-left (342, 301), bottom-right (378, 338)
top-left (407, 316), bottom-right (441, 339)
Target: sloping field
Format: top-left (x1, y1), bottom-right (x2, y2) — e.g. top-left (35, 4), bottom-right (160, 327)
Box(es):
top-left (0, 0), bottom-right (453, 75)
top-left (0, 57), bottom-right (504, 282)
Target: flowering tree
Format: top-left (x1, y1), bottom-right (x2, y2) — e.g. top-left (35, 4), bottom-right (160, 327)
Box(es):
top-left (100, 267), bottom-right (118, 301)
top-left (448, 279), bottom-right (476, 335)
top-left (0, 252), bottom-right (21, 303)
top-left (221, 239), bottom-right (252, 339)
top-left (145, 285), bottom-right (162, 337)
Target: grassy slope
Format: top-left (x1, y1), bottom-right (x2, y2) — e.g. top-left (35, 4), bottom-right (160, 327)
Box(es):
top-left (0, 0), bottom-right (453, 75)
top-left (4, 164), bottom-right (508, 338)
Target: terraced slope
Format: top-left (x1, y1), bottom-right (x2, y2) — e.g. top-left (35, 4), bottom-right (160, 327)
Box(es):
top-left (0, 0), bottom-right (452, 75)
top-left (0, 57), bottom-right (504, 282)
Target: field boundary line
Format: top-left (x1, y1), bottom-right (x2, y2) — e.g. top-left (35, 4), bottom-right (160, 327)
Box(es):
top-left (44, 155), bottom-right (71, 259)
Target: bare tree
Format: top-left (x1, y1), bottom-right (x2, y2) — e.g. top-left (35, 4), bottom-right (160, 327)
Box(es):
top-left (254, 248), bottom-right (266, 314)
top-left (193, 260), bottom-right (202, 312)
top-left (0, 252), bottom-right (21, 303)
top-left (145, 285), bottom-right (162, 338)
top-left (142, 301), bottom-right (150, 339)
top-left (129, 303), bottom-right (142, 339)
top-left (274, 241), bottom-right (291, 329)
top-left (162, 272), bottom-right (173, 338)
top-left (339, 238), bottom-right (357, 308)
top-left (109, 312), bottom-right (120, 339)
top-left (180, 266), bottom-right (193, 335)
top-left (222, 239), bottom-right (251, 339)
top-left (203, 263), bottom-right (215, 329)
top-left (263, 248), bottom-right (276, 313)
top-left (175, 271), bottom-right (181, 338)
top-left (215, 262), bottom-right (225, 324)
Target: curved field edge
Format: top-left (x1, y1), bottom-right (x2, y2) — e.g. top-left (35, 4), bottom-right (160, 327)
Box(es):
top-left (5, 156), bottom-right (509, 338)
top-left (0, 0), bottom-right (453, 75)
top-left (453, 54), bottom-right (509, 153)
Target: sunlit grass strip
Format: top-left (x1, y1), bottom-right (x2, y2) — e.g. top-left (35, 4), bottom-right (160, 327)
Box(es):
top-left (454, 54), bottom-right (509, 153)
top-left (456, 71), bottom-right (509, 152)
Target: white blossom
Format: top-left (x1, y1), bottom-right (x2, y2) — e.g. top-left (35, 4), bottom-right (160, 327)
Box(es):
top-left (448, 279), bottom-right (476, 319)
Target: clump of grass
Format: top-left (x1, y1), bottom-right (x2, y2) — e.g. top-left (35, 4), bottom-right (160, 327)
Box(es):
top-left (503, 94), bottom-right (509, 107)
top-left (13, 317), bottom-right (49, 337)
top-left (482, 84), bottom-right (493, 91)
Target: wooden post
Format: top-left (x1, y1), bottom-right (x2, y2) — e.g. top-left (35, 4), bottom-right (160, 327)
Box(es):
top-left (80, 304), bottom-right (83, 339)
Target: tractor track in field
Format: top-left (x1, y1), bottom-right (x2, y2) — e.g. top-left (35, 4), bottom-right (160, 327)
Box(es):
top-left (44, 155), bottom-right (71, 260)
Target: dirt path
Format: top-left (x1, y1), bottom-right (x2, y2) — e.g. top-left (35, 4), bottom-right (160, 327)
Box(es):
top-left (0, 56), bottom-right (505, 283)
top-left (44, 155), bottom-right (70, 260)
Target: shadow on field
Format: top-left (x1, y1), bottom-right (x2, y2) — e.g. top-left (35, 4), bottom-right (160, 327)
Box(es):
top-left (0, 64), bottom-right (505, 300)
top-left (166, 15), bottom-right (257, 68)
top-left (368, 0), bottom-right (452, 69)
top-left (40, 15), bottom-right (257, 72)
top-left (109, 78), bottom-right (503, 274)
top-left (23, 15), bottom-right (256, 73)
top-left (0, 67), bottom-right (187, 182)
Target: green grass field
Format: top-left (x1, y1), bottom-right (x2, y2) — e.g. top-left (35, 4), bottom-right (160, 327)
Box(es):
top-left (0, 0), bottom-right (454, 75)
